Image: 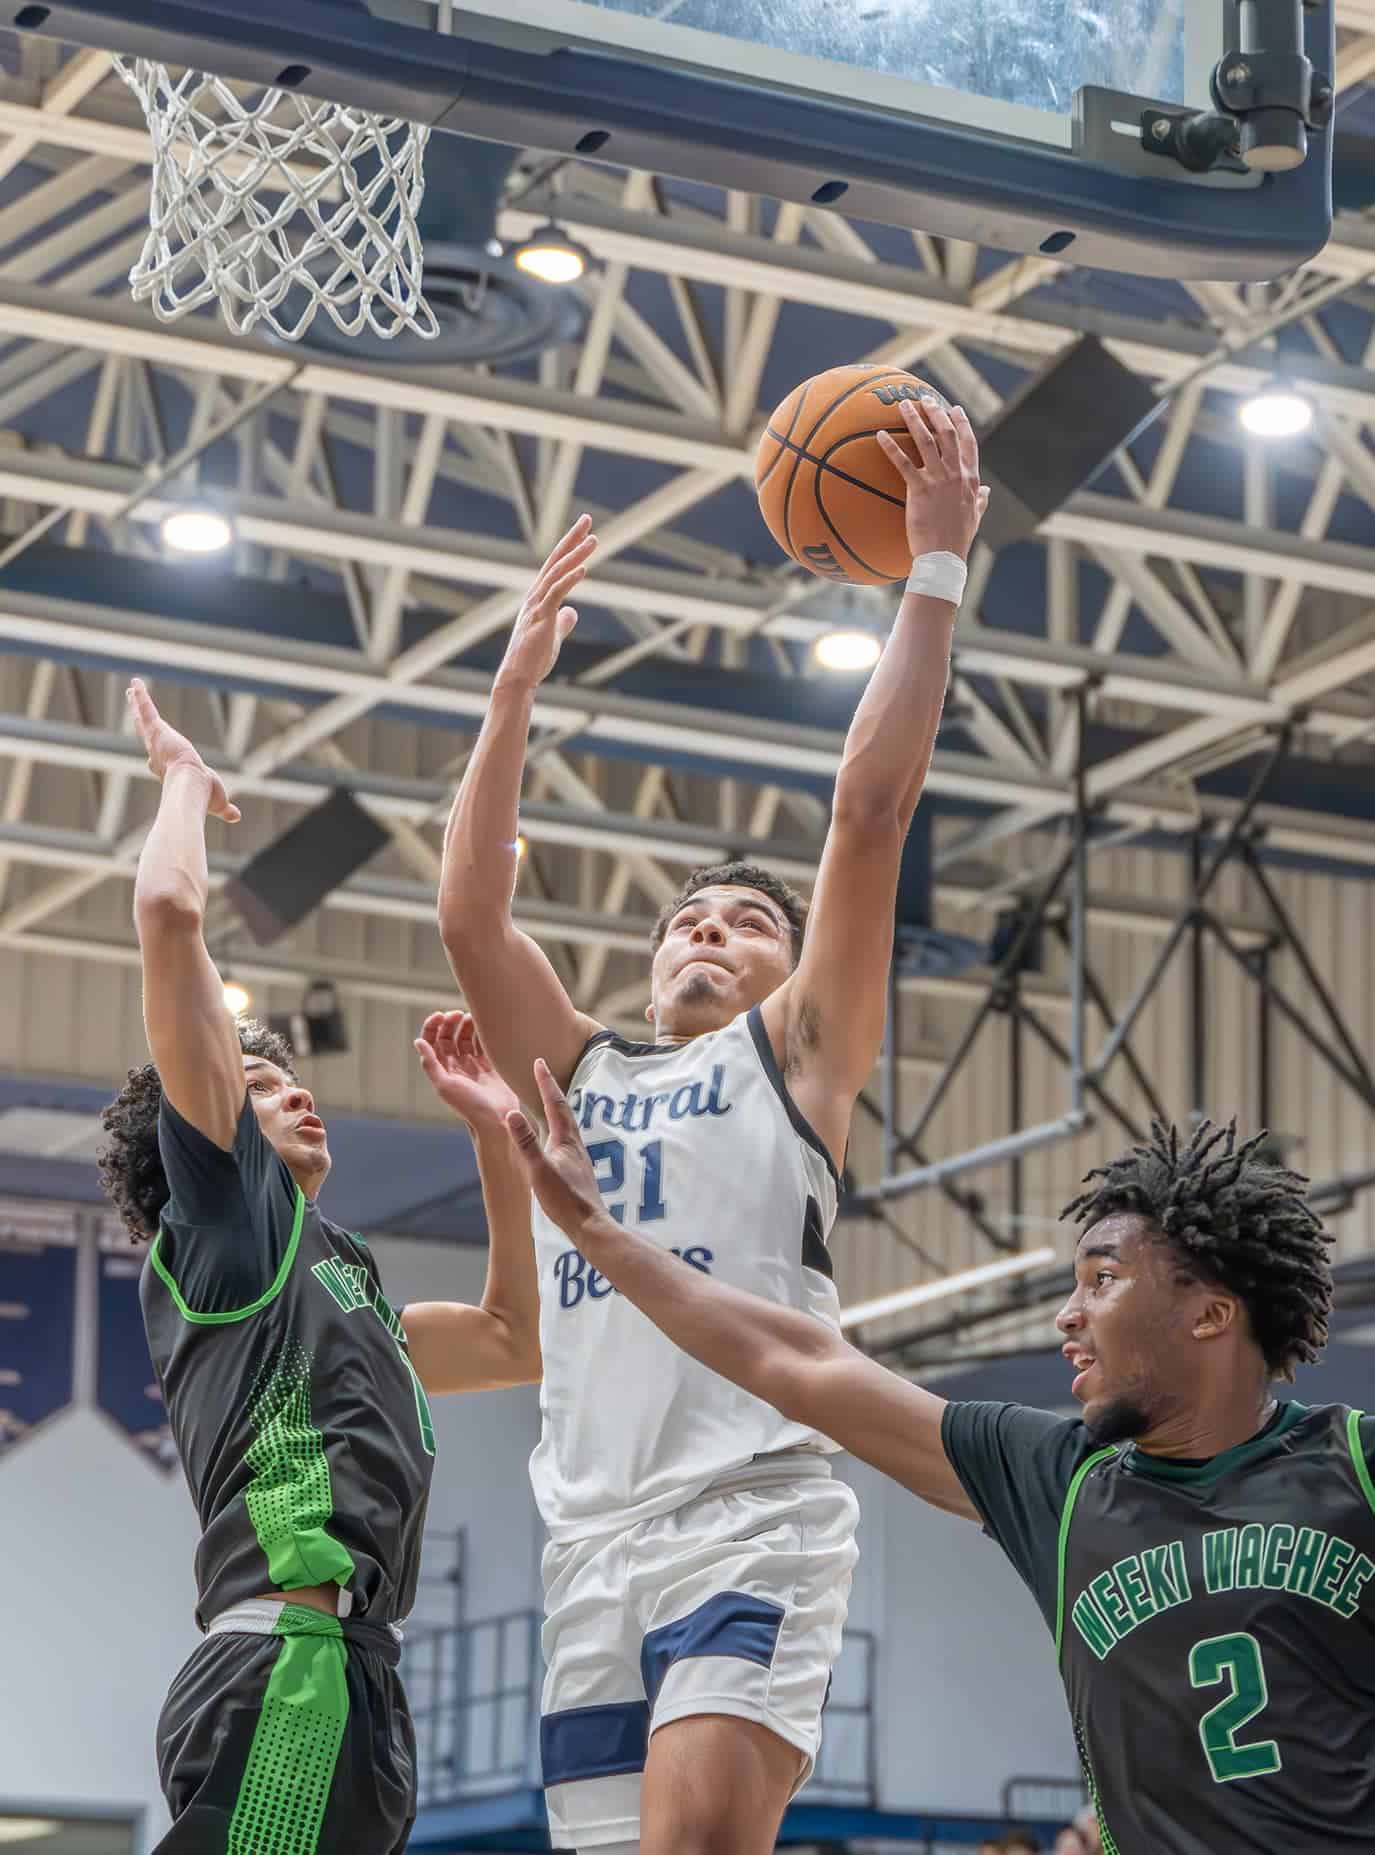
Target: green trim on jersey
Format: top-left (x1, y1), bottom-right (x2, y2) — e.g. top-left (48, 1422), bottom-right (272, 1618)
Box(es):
top-left (1073, 1719), bottom-right (1122, 1855)
top-left (245, 1342), bottom-right (356, 1593)
top-left (228, 1609), bottom-right (349, 1855)
top-left (1121, 1399), bottom-right (1305, 1486)
top-left (1347, 1409), bottom-right (1375, 1520)
top-left (150, 1184), bottom-right (306, 1324)
top-left (1055, 1445), bottom-right (1118, 1661)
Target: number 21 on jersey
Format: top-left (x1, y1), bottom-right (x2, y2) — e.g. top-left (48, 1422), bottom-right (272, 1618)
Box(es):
top-left (586, 1137), bottom-right (668, 1224)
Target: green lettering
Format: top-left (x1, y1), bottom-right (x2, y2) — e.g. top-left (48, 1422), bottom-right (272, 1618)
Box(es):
top-left (1287, 1526), bottom-right (1326, 1597)
top-left (310, 1255), bottom-right (433, 1457)
top-left (371, 1283), bottom-right (405, 1340)
top-left (1333, 1552), bottom-right (1375, 1620)
top-left (311, 1256), bottom-right (366, 1312)
top-left (1203, 1527), bottom-right (1238, 1594)
top-left (1313, 1536), bottom-right (1356, 1608)
top-left (1141, 1543), bottom-right (1179, 1610)
top-left (1260, 1523), bottom-right (1295, 1590)
top-left (1235, 1523), bottom-right (1266, 1589)
top-left (1170, 1537), bottom-right (1193, 1600)
top-left (1090, 1570), bottom-right (1131, 1637)
top-left (1115, 1554), bottom-right (1156, 1626)
top-left (1071, 1590), bottom-right (1117, 1661)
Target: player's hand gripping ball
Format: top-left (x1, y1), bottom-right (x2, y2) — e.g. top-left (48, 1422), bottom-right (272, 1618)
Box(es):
top-left (754, 363), bottom-right (956, 585)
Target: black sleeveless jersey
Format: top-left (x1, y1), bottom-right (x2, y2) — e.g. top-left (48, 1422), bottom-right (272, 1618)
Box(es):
top-left (142, 1094), bottom-right (436, 1630)
top-left (943, 1398), bottom-right (1375, 1854)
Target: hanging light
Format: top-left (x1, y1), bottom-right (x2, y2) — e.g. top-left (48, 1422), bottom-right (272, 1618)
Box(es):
top-left (1239, 384), bottom-right (1312, 439)
top-left (512, 223), bottom-right (590, 286)
top-left (223, 979), bottom-right (252, 1017)
top-left (814, 628), bottom-right (882, 672)
top-left (162, 506), bottom-right (234, 553)
top-left (515, 833), bottom-right (528, 860)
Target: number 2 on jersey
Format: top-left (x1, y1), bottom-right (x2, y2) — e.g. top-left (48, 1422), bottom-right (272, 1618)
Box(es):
top-left (1189, 1632), bottom-right (1282, 1783)
top-left (585, 1137), bottom-right (668, 1224)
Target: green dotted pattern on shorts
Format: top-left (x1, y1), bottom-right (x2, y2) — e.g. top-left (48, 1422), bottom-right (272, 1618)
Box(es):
top-left (1073, 1716), bottom-right (1121, 1855)
top-left (228, 1609), bottom-right (348, 1855)
top-left (244, 1342), bottom-right (355, 1593)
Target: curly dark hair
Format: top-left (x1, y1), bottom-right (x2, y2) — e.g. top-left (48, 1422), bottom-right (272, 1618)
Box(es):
top-left (651, 860), bottom-right (808, 965)
top-left (1061, 1118), bottom-right (1334, 1380)
top-left (97, 1017), bottom-right (296, 1243)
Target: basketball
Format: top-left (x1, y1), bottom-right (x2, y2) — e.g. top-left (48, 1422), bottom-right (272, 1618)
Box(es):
top-left (754, 364), bottom-right (952, 586)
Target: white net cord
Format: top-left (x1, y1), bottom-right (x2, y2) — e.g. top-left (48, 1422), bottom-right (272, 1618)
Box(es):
top-left (114, 60), bottom-right (439, 343)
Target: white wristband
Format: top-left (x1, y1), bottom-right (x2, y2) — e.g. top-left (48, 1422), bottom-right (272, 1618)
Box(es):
top-left (906, 550), bottom-right (968, 607)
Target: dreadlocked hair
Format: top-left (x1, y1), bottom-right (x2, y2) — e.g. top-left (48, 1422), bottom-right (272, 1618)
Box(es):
top-left (651, 861), bottom-right (808, 965)
top-left (97, 1017), bottom-right (296, 1244)
top-left (1061, 1118), bottom-right (1334, 1380)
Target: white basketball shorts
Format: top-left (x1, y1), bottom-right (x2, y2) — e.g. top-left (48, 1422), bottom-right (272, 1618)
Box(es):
top-left (538, 1457), bottom-right (859, 1849)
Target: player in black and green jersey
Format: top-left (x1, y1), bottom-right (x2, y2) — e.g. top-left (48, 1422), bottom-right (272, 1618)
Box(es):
top-left (97, 679), bottom-right (543, 1855)
top-left (507, 1061), bottom-right (1372, 1854)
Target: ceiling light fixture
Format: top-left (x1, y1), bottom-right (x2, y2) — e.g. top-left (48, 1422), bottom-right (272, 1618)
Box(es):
top-left (814, 628), bottom-right (882, 673)
top-left (161, 507), bottom-right (234, 553)
top-left (223, 979), bottom-right (252, 1017)
top-left (1239, 384), bottom-right (1312, 439)
top-left (512, 223), bottom-right (590, 286)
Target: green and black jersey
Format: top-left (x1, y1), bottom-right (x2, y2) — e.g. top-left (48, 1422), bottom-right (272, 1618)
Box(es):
top-left (942, 1398), bottom-right (1375, 1853)
top-left (142, 1094), bottom-right (437, 1631)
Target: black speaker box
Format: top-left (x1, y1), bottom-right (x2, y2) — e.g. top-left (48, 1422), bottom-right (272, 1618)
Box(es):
top-left (226, 788), bottom-right (390, 944)
top-left (975, 335), bottom-right (1163, 552)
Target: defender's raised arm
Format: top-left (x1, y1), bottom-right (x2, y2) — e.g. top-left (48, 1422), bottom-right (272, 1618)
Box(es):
top-left (403, 1011), bottom-right (542, 1394)
top-left (127, 677), bottom-right (249, 1152)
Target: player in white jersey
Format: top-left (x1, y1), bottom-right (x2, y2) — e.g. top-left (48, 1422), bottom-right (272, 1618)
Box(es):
top-left (440, 395), bottom-right (988, 1855)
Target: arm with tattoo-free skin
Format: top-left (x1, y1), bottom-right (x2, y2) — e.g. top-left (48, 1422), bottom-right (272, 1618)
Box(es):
top-left (760, 401), bottom-right (990, 1172)
top-left (505, 1059), bottom-right (978, 1522)
top-left (401, 1012), bottom-right (541, 1394)
top-left (437, 520), bottom-right (602, 1108)
top-left (127, 677), bottom-right (250, 1152)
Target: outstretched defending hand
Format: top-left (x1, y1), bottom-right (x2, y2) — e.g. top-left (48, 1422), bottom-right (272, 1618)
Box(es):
top-left (127, 676), bottom-right (240, 823)
top-left (415, 1010), bottom-right (521, 1137)
top-left (506, 1058), bottom-right (606, 1242)
top-left (496, 514), bottom-right (599, 693)
top-left (876, 400), bottom-right (990, 564)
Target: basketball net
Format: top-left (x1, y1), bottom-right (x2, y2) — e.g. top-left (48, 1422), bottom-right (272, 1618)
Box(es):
top-left (114, 61), bottom-right (439, 344)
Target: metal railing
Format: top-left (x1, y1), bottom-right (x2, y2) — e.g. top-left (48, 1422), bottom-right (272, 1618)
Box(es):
top-left (408, 1607), bottom-right (542, 1807)
top-left (812, 1627), bottom-right (876, 1802)
top-left (406, 1610), bottom-right (876, 1810)
top-left (1000, 1773), bottom-right (1088, 1830)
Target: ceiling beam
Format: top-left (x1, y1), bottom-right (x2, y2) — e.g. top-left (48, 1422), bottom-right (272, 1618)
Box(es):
top-left (0, 590), bottom-right (1051, 803)
top-left (1, 454), bottom-right (1374, 738)
top-left (7, 219), bottom-right (1375, 453)
top-left (0, 276), bottom-right (745, 474)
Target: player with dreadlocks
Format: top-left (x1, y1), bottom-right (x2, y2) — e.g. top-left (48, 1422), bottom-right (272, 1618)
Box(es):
top-left (505, 1089), bottom-right (1375, 1854)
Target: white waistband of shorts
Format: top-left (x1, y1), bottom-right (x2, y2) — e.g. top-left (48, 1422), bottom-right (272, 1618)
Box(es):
top-left (205, 1599), bottom-right (403, 1644)
top-left (701, 1445), bottom-right (834, 1502)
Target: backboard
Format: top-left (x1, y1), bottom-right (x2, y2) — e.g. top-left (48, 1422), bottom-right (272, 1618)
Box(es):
top-left (20, 0), bottom-right (1334, 279)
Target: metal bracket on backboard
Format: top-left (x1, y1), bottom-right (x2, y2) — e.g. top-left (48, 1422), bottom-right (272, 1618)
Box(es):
top-left (1074, 88), bottom-right (1258, 186)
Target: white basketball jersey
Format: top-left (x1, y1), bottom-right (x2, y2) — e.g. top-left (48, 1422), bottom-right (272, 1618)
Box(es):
top-left (529, 1005), bottom-right (842, 1542)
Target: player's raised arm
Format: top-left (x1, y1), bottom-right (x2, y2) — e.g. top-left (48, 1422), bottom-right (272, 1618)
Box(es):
top-left (127, 678), bottom-right (247, 1150)
top-left (507, 1060), bottom-right (978, 1522)
top-left (402, 1012), bottom-right (542, 1394)
top-left (438, 516), bottom-right (603, 1105)
top-left (761, 403), bottom-right (990, 1169)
